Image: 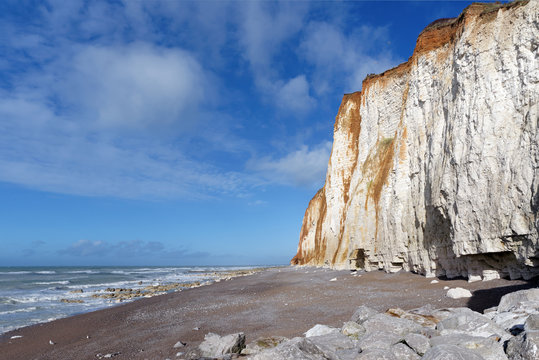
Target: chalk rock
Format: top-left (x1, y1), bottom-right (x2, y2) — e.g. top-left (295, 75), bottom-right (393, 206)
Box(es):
top-left (525, 314), bottom-right (539, 331)
top-left (173, 341), bottom-right (186, 348)
top-left (436, 308), bottom-right (510, 341)
top-left (497, 289), bottom-right (539, 313)
top-left (386, 307), bottom-right (439, 328)
top-left (304, 324), bottom-right (340, 338)
top-left (356, 348), bottom-right (397, 360)
top-left (248, 337), bottom-right (327, 360)
top-left (291, 0), bottom-right (539, 282)
top-left (404, 333), bottom-right (430, 356)
top-left (350, 305), bottom-right (379, 324)
top-left (241, 336), bottom-right (288, 356)
top-left (307, 332), bottom-right (359, 359)
top-left (446, 288), bottom-right (472, 299)
top-left (423, 344), bottom-right (484, 360)
top-left (341, 321), bottom-right (366, 339)
top-left (492, 289), bottom-right (539, 333)
top-left (357, 331), bottom-right (401, 351)
top-left (198, 332), bottom-right (245, 357)
top-left (505, 329), bottom-right (539, 360)
top-left (363, 313), bottom-right (422, 336)
top-left (430, 334), bottom-right (507, 360)
top-left (391, 343), bottom-right (421, 360)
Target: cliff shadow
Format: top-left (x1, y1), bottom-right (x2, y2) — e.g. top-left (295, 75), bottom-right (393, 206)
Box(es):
top-left (466, 277), bottom-right (539, 313)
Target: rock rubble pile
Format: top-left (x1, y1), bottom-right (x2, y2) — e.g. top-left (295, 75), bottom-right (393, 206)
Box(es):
top-left (181, 288), bottom-right (539, 360)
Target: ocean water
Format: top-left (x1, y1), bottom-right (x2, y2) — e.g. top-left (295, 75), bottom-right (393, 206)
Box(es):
top-left (0, 265), bottom-right (260, 335)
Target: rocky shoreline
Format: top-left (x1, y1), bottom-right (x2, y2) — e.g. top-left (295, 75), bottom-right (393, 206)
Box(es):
top-left (3, 267), bottom-right (539, 360)
top-left (58, 269), bottom-right (265, 304)
top-left (183, 287), bottom-right (539, 359)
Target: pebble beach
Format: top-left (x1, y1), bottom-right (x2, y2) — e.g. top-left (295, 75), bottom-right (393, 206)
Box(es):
top-left (1, 266), bottom-right (537, 359)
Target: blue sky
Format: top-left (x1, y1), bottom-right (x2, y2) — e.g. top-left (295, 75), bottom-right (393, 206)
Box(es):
top-left (0, 0), bottom-right (487, 266)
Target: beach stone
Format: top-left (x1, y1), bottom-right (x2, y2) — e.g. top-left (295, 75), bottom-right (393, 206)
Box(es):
top-left (422, 344), bottom-right (484, 360)
top-left (173, 340), bottom-right (186, 348)
top-left (198, 332), bottom-right (245, 357)
top-left (493, 289), bottom-right (539, 334)
top-left (249, 337), bottom-right (327, 360)
top-left (430, 334), bottom-right (506, 360)
top-left (350, 305), bottom-right (378, 324)
top-left (386, 307), bottom-right (439, 328)
top-left (525, 314), bottom-right (539, 331)
top-left (341, 321), bottom-right (366, 339)
top-left (241, 336), bottom-right (288, 355)
top-left (363, 313), bottom-right (422, 336)
top-left (391, 343), bottom-right (421, 360)
top-left (506, 330), bottom-right (539, 360)
top-left (356, 348), bottom-right (397, 360)
top-left (497, 289), bottom-right (539, 313)
top-left (436, 307), bottom-right (509, 341)
top-left (446, 288), bottom-right (472, 299)
top-left (304, 324), bottom-right (339, 338)
top-left (404, 333), bottom-right (430, 355)
top-left (357, 331), bottom-right (401, 351)
top-left (483, 306), bottom-right (498, 316)
top-left (307, 331), bottom-right (358, 358)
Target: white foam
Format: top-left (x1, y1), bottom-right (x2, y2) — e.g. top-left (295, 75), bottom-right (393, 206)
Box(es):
top-left (0, 306), bottom-right (38, 315)
top-left (34, 281), bottom-right (70, 285)
top-left (35, 271), bottom-right (56, 274)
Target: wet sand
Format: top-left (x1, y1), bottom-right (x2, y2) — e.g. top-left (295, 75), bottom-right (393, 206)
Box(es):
top-left (1, 266), bottom-right (538, 360)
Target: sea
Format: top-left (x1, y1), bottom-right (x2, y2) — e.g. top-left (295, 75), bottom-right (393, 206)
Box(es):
top-left (0, 265), bottom-right (262, 335)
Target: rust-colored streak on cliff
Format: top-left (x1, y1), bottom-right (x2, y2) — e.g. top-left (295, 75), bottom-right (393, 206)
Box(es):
top-left (291, 187), bottom-right (327, 265)
top-left (339, 92), bottom-right (362, 207)
top-left (332, 92), bottom-right (363, 265)
top-left (291, 0), bottom-right (536, 272)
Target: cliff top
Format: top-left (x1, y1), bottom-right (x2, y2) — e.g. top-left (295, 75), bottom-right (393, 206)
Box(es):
top-left (359, 0), bottom-right (530, 93)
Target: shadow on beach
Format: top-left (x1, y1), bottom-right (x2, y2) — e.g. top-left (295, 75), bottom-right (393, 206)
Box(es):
top-left (466, 276), bottom-right (539, 313)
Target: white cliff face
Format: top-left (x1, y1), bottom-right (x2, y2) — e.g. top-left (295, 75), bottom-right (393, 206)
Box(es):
top-left (292, 1), bottom-right (539, 280)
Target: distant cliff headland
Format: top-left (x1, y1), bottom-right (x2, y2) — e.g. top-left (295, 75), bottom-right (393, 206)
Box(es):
top-left (292, 1), bottom-right (539, 281)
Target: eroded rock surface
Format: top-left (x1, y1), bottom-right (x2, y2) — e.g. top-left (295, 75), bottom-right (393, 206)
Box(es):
top-left (292, 0), bottom-right (539, 281)
top-left (241, 289), bottom-right (539, 359)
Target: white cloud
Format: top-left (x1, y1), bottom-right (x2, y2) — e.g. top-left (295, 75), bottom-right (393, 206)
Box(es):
top-left (240, 1), bottom-right (306, 74)
top-left (60, 43), bottom-right (207, 131)
top-left (276, 75), bottom-right (314, 113)
top-left (238, 1), bottom-right (313, 114)
top-left (300, 21), bottom-right (399, 94)
top-left (250, 142), bottom-right (332, 188)
top-left (0, 86), bottom-right (244, 199)
top-left (58, 239), bottom-right (209, 259)
top-left (58, 240), bottom-right (109, 257)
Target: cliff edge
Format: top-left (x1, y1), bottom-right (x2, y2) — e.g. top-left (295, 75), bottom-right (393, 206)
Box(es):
top-left (292, 1), bottom-right (539, 281)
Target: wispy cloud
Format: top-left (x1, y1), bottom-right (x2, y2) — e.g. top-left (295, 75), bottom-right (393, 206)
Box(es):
top-left (62, 43), bottom-right (208, 131)
top-left (249, 141), bottom-right (332, 188)
top-left (58, 239), bottom-right (208, 259)
top-left (238, 1), bottom-right (314, 115)
top-left (0, 0), bottom-right (400, 200)
top-left (300, 21), bottom-right (400, 94)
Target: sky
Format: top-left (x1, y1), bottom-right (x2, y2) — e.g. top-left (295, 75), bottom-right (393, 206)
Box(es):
top-left (0, 0), bottom-right (493, 267)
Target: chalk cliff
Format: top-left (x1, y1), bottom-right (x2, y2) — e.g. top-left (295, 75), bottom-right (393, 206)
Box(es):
top-left (292, 1), bottom-right (539, 280)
